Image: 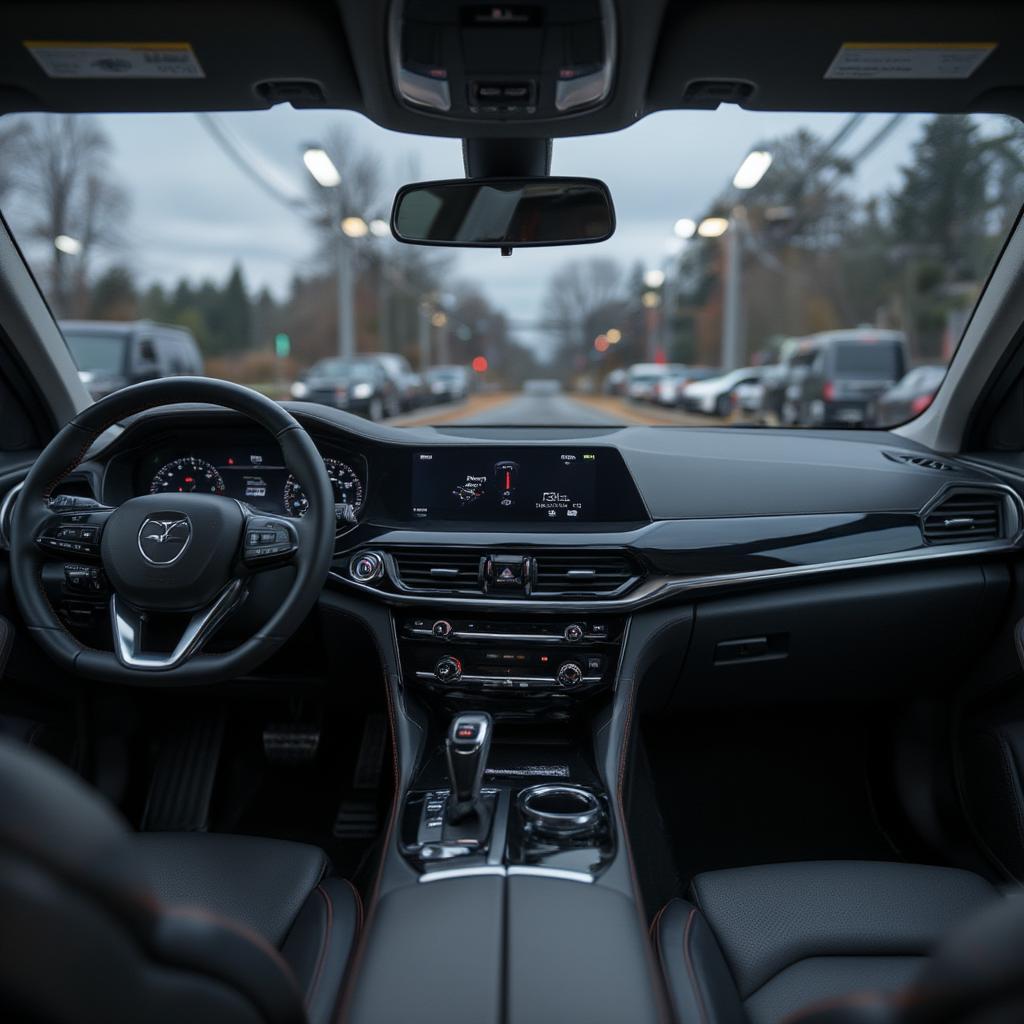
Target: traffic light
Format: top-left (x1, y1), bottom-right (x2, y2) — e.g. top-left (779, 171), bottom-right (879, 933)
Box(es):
top-left (274, 333), bottom-right (291, 358)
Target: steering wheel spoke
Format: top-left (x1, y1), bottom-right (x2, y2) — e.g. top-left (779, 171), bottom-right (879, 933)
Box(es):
top-left (111, 579), bottom-right (247, 671)
top-left (35, 504), bottom-right (114, 560)
top-left (240, 513), bottom-right (301, 572)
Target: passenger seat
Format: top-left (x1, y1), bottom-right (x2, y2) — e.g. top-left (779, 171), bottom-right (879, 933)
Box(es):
top-left (653, 860), bottom-right (1015, 1023)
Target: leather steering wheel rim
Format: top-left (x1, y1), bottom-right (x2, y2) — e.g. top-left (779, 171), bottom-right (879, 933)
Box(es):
top-left (9, 377), bottom-right (336, 686)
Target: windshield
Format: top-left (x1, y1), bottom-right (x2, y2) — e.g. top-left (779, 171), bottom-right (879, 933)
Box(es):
top-left (63, 331), bottom-right (127, 374)
top-left (2, 109), bottom-right (1022, 428)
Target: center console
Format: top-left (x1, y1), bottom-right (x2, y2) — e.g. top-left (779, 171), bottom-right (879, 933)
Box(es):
top-left (324, 587), bottom-right (688, 1024)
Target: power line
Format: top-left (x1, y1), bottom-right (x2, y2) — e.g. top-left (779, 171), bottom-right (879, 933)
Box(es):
top-left (194, 112), bottom-right (309, 213)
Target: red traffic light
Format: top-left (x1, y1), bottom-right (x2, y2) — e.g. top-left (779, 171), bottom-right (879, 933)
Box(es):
top-left (471, 356), bottom-right (488, 373)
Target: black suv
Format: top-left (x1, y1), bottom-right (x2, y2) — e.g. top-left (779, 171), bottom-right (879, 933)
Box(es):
top-left (782, 329), bottom-right (909, 427)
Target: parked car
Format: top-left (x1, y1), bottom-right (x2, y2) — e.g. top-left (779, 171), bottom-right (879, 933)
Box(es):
top-left (627, 363), bottom-right (682, 402)
top-left (292, 357), bottom-right (396, 420)
top-left (425, 364), bottom-right (471, 403)
top-left (59, 319), bottom-right (203, 400)
top-left (368, 353), bottom-right (417, 414)
top-left (682, 366), bottom-right (767, 417)
top-left (654, 366), bottom-right (719, 407)
top-left (603, 367), bottom-right (628, 395)
top-left (398, 369), bottom-right (428, 409)
top-left (871, 364), bottom-right (947, 427)
top-left (782, 329), bottom-right (909, 426)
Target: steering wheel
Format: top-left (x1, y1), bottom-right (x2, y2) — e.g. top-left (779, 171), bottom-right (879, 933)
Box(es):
top-left (9, 378), bottom-right (336, 685)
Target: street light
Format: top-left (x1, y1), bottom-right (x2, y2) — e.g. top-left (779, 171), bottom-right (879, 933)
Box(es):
top-left (54, 234), bottom-right (82, 255)
top-left (643, 268), bottom-right (666, 289)
top-left (341, 216), bottom-right (369, 238)
top-left (606, 328), bottom-right (622, 344)
top-left (673, 218), bottom-right (697, 239)
top-left (368, 218), bottom-right (390, 238)
top-left (698, 217), bottom-right (729, 238)
top-left (732, 150), bottom-right (773, 190)
top-left (302, 147), bottom-right (341, 188)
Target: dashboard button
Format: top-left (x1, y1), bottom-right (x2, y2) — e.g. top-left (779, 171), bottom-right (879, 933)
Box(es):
top-left (564, 623), bottom-right (584, 643)
top-left (432, 619), bottom-right (453, 638)
top-left (350, 551), bottom-right (384, 582)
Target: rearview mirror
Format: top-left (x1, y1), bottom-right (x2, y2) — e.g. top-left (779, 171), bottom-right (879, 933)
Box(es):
top-left (390, 177), bottom-right (615, 249)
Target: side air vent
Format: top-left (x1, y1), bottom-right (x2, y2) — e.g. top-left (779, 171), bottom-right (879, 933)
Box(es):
top-left (922, 490), bottom-right (1004, 544)
top-left (392, 548), bottom-right (482, 592)
top-left (532, 551), bottom-right (640, 596)
top-left (884, 451), bottom-right (958, 472)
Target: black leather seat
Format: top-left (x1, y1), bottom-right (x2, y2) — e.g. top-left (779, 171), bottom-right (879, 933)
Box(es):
top-left (653, 860), bottom-right (1004, 1024)
top-left (0, 737), bottom-right (360, 1024)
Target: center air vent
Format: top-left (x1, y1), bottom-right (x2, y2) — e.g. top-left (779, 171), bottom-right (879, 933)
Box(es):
top-left (532, 551), bottom-right (639, 596)
top-left (922, 489), bottom-right (1004, 543)
top-left (392, 549), bottom-right (482, 592)
top-left (387, 547), bottom-right (642, 598)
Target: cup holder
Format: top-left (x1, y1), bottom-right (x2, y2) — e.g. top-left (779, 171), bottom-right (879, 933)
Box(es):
top-left (518, 784), bottom-right (604, 838)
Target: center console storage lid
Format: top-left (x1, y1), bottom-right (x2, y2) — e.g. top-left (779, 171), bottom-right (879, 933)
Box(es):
top-left (345, 875), bottom-right (504, 1024)
top-left (505, 874), bottom-right (665, 1024)
top-left (345, 873), bottom-right (664, 1024)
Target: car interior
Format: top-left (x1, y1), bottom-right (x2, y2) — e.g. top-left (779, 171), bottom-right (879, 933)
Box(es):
top-left (4, 2), bottom-right (1024, 1023)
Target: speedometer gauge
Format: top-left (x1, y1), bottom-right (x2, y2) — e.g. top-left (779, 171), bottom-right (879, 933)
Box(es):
top-left (150, 457), bottom-right (226, 495)
top-left (283, 458), bottom-right (364, 519)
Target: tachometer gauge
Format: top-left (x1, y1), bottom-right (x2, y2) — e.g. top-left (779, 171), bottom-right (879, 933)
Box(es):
top-left (283, 458), bottom-right (364, 520)
top-left (150, 457), bottom-right (226, 495)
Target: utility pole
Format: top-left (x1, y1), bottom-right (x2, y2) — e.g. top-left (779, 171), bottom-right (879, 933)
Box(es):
top-left (721, 208), bottom-right (744, 371)
top-left (417, 301), bottom-right (432, 371)
top-left (335, 190), bottom-right (355, 360)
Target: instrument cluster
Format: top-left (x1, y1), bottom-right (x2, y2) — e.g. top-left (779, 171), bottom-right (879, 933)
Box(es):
top-left (143, 444), bottom-right (366, 522)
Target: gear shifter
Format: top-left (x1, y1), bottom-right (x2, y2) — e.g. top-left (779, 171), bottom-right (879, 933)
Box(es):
top-left (445, 711), bottom-right (492, 823)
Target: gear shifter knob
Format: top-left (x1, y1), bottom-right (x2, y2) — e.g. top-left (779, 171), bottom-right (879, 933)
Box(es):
top-left (445, 711), bottom-right (492, 822)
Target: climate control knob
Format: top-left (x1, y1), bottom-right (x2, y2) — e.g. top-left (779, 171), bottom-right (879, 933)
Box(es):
top-left (434, 656), bottom-right (463, 683)
top-left (563, 623), bottom-right (584, 643)
top-left (556, 661), bottom-right (584, 688)
top-left (432, 619), bottom-right (453, 639)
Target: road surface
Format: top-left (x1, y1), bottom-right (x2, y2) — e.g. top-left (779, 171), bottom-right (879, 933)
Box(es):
top-left (390, 390), bottom-right (728, 428)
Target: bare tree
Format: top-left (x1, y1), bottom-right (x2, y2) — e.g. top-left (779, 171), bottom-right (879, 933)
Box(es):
top-left (0, 120), bottom-right (29, 203)
top-left (540, 257), bottom-right (623, 366)
top-left (16, 115), bottom-right (130, 315)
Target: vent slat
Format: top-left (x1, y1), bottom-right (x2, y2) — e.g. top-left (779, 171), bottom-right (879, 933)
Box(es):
top-left (922, 490), bottom-right (1003, 544)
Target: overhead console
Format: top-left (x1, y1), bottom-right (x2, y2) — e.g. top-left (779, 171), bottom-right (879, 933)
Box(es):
top-left (391, 0), bottom-right (616, 120)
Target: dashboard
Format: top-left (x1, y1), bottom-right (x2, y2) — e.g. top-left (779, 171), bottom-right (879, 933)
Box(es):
top-left (78, 406), bottom-right (1024, 616)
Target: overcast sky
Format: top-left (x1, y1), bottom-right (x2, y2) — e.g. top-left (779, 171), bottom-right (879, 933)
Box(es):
top-left (5, 106), bottom-right (983, 351)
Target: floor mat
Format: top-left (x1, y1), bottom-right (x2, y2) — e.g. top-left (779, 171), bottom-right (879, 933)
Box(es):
top-left (643, 705), bottom-right (903, 888)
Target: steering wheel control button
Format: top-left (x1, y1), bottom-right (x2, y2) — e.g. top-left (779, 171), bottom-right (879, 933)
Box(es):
top-left (350, 550), bottom-right (384, 582)
top-left (37, 513), bottom-right (108, 557)
top-left (434, 656), bottom-right (462, 683)
top-left (432, 619), bottom-right (453, 638)
top-left (243, 518), bottom-right (298, 564)
top-left (556, 661), bottom-right (584, 687)
top-left (564, 623), bottom-right (584, 643)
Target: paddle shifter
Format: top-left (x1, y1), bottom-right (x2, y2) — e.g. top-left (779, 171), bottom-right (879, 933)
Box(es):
top-left (445, 711), bottom-right (493, 823)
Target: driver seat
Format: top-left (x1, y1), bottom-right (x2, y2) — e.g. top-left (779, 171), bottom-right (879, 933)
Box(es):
top-left (0, 736), bottom-right (361, 1024)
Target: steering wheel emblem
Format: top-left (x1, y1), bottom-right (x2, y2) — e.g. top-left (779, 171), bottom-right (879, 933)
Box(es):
top-left (138, 515), bottom-right (192, 565)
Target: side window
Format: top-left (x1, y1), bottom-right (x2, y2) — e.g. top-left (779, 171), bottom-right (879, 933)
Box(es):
top-left (135, 337), bottom-right (158, 370)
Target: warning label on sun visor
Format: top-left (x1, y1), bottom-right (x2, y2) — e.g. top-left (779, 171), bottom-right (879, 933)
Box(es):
top-left (24, 41), bottom-right (205, 79)
top-left (825, 42), bottom-right (995, 80)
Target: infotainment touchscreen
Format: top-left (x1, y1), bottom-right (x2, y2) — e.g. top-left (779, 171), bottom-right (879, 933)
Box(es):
top-left (409, 447), bottom-right (645, 523)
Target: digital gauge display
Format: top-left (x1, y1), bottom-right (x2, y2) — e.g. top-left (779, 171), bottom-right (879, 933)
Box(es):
top-left (410, 447), bottom-right (645, 523)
